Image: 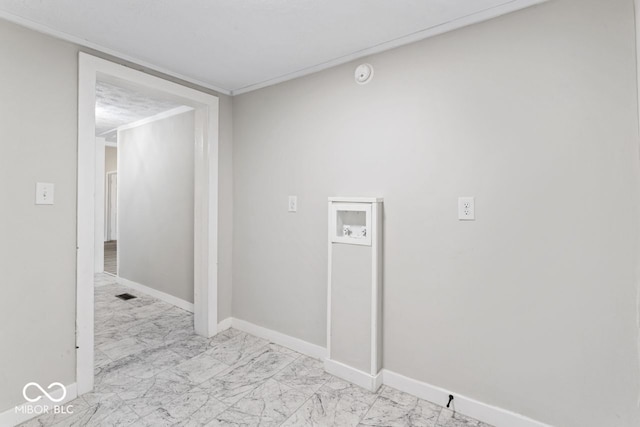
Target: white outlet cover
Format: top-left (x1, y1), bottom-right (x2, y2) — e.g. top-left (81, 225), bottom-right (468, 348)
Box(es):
top-left (36, 182), bottom-right (55, 205)
top-left (458, 197), bottom-right (474, 220)
top-left (288, 195), bottom-right (297, 213)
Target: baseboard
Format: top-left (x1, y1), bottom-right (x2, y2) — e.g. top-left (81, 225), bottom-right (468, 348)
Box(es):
top-left (116, 276), bottom-right (194, 313)
top-left (324, 358), bottom-right (382, 392)
top-left (0, 383), bottom-right (77, 427)
top-left (382, 370), bottom-right (551, 427)
top-left (217, 317), bottom-right (232, 331)
top-left (218, 319), bottom-right (549, 427)
top-left (230, 318), bottom-right (328, 360)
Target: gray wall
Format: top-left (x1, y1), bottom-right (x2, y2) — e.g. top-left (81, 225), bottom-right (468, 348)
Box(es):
top-left (0, 17), bottom-right (234, 413)
top-left (105, 146), bottom-right (117, 174)
top-left (119, 110), bottom-right (195, 303)
top-left (0, 20), bottom-right (78, 412)
top-left (231, 0), bottom-right (640, 425)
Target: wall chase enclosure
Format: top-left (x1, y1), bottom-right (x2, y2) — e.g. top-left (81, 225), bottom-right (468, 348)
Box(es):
top-left (325, 197), bottom-right (383, 391)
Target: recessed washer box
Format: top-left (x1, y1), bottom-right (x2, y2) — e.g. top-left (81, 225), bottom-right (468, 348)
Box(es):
top-left (330, 200), bottom-right (372, 246)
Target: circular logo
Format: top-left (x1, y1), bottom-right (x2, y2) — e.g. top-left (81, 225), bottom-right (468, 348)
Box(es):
top-left (22, 382), bottom-right (67, 403)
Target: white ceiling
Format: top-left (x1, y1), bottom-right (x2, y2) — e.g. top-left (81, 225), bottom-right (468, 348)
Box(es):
top-left (0, 0), bottom-right (543, 95)
top-left (96, 81), bottom-right (184, 142)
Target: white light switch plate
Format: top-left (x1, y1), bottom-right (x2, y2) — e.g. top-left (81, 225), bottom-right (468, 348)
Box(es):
top-left (36, 182), bottom-right (55, 205)
top-left (458, 197), bottom-right (474, 220)
top-left (288, 196), bottom-right (297, 212)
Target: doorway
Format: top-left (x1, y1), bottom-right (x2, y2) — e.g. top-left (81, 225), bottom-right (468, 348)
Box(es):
top-left (77, 53), bottom-right (220, 396)
top-left (105, 171), bottom-right (117, 274)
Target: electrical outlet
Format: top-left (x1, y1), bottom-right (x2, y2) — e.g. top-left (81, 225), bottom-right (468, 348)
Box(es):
top-left (288, 196), bottom-right (297, 213)
top-left (458, 197), bottom-right (474, 220)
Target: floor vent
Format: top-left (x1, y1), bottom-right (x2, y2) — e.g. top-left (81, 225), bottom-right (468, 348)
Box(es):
top-left (116, 293), bottom-right (137, 300)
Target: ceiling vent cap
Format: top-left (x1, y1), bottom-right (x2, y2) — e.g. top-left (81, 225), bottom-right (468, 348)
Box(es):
top-left (355, 63), bottom-right (374, 85)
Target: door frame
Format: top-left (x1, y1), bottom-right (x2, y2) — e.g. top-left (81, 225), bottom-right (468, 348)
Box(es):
top-left (94, 137), bottom-right (106, 273)
top-left (77, 53), bottom-right (220, 395)
top-left (105, 171), bottom-right (117, 242)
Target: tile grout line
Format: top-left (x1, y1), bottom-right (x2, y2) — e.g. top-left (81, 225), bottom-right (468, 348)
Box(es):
top-left (277, 386), bottom-right (317, 426)
top-left (265, 357), bottom-right (331, 426)
top-left (274, 366), bottom-right (345, 426)
top-left (357, 392), bottom-right (383, 426)
top-left (212, 351), bottom-right (305, 425)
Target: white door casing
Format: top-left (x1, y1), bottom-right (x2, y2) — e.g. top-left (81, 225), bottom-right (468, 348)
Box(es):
top-left (77, 53), bottom-right (220, 395)
top-left (94, 137), bottom-right (105, 273)
top-left (106, 172), bottom-right (117, 241)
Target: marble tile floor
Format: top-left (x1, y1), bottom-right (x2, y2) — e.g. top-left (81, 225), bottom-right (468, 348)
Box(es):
top-left (20, 273), bottom-right (493, 427)
top-left (104, 241), bottom-right (117, 275)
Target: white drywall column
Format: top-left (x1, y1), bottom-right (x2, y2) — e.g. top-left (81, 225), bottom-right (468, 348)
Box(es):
top-left (94, 137), bottom-right (105, 273)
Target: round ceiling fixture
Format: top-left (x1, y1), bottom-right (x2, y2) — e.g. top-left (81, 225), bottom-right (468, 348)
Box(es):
top-left (355, 63), bottom-right (374, 85)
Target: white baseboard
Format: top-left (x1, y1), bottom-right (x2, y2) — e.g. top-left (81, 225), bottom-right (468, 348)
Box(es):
top-left (382, 370), bottom-right (551, 427)
top-left (324, 358), bottom-right (382, 392)
top-left (116, 276), bottom-right (194, 313)
top-left (230, 318), bottom-right (328, 360)
top-left (217, 317), bottom-right (232, 331)
top-left (218, 319), bottom-right (550, 427)
top-left (0, 383), bottom-right (77, 427)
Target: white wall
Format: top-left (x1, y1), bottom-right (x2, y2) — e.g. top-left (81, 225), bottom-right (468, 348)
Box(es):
top-left (0, 19), bottom-right (78, 413)
top-left (0, 17), bottom-right (234, 414)
top-left (118, 110), bottom-right (195, 303)
top-left (231, 0), bottom-right (640, 425)
top-left (104, 146), bottom-right (117, 242)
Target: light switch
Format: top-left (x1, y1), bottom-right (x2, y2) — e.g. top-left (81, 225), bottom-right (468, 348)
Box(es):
top-left (36, 182), bottom-right (55, 205)
top-left (288, 196), bottom-right (297, 213)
